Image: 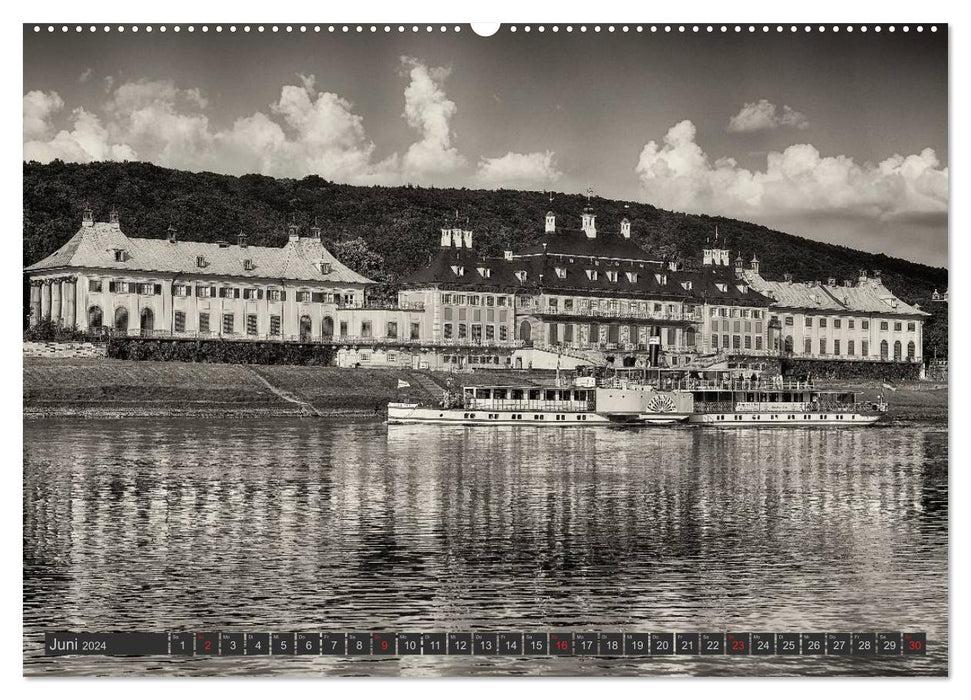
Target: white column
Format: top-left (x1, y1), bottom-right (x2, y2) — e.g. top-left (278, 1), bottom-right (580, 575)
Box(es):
top-left (62, 277), bottom-right (76, 328)
top-left (40, 281), bottom-right (52, 320)
top-left (49, 280), bottom-right (62, 325)
top-left (29, 283), bottom-right (42, 326)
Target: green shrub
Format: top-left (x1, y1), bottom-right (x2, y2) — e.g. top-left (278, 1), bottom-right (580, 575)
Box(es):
top-left (106, 337), bottom-right (335, 366)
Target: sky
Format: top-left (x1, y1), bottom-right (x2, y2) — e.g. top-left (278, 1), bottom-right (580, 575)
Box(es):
top-left (23, 25), bottom-right (948, 266)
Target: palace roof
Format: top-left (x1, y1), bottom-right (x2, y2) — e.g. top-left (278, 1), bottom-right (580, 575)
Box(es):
top-left (516, 228), bottom-right (659, 261)
top-left (740, 270), bottom-right (929, 316)
top-left (25, 221), bottom-right (373, 285)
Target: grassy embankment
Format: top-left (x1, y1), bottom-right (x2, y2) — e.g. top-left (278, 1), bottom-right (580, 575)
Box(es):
top-left (22, 357), bottom-right (556, 418)
top-left (23, 357), bottom-right (946, 421)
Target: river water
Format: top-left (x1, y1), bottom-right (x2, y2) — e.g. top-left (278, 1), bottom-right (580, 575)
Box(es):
top-left (23, 418), bottom-right (948, 676)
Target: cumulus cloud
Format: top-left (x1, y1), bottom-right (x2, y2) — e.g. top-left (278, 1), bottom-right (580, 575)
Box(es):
top-left (23, 58), bottom-right (466, 186)
top-left (79, 68), bottom-right (93, 83)
top-left (399, 57), bottom-right (465, 177)
top-left (635, 119), bottom-right (948, 225)
top-left (23, 90), bottom-right (64, 139)
top-left (476, 150), bottom-right (562, 188)
top-left (727, 99), bottom-right (809, 133)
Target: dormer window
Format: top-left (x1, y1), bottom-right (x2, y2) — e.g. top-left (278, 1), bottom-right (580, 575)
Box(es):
top-left (243, 259), bottom-right (254, 271)
top-left (606, 270), bottom-right (618, 282)
top-left (625, 272), bottom-right (639, 283)
top-left (682, 281), bottom-right (693, 291)
top-left (716, 282), bottom-right (728, 292)
top-left (515, 270), bottom-right (528, 283)
top-left (451, 265), bottom-right (465, 277)
top-left (196, 255), bottom-right (207, 268)
top-left (585, 269), bottom-right (598, 281)
top-left (736, 284), bottom-right (748, 294)
top-left (318, 261), bottom-right (332, 275)
top-left (554, 267), bottom-right (567, 279)
top-left (477, 267), bottom-right (491, 278)
top-left (112, 249), bottom-right (126, 262)
top-left (655, 273), bottom-right (667, 285)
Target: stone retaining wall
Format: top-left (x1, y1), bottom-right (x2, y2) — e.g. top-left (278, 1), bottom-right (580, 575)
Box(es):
top-left (23, 341), bottom-right (107, 358)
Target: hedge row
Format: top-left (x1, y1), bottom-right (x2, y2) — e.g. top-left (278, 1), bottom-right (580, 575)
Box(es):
top-left (780, 357), bottom-right (921, 381)
top-left (107, 337), bottom-right (335, 365)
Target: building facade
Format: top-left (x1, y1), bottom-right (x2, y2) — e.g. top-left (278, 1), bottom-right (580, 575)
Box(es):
top-left (26, 209), bottom-right (374, 341)
top-left (26, 205), bottom-right (929, 370)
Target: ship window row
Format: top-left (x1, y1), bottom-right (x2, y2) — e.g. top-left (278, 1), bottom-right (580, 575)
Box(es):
top-left (443, 323), bottom-right (509, 342)
top-left (441, 293), bottom-right (510, 307)
top-left (442, 354), bottom-right (507, 365)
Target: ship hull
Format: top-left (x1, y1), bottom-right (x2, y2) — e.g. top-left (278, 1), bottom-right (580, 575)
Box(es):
top-left (386, 403), bottom-right (690, 426)
top-left (688, 411), bottom-right (882, 426)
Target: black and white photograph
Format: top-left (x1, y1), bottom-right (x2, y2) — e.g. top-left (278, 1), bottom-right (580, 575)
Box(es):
top-left (18, 14), bottom-right (951, 681)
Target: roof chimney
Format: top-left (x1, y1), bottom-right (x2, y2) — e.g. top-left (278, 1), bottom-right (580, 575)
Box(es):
top-left (750, 254), bottom-right (759, 275)
top-left (109, 209), bottom-right (120, 228)
top-left (463, 230), bottom-right (473, 249)
top-left (287, 212), bottom-right (299, 242)
top-left (545, 211), bottom-right (556, 233)
top-left (440, 228), bottom-right (452, 247)
top-left (620, 217), bottom-right (631, 239)
top-left (783, 272), bottom-right (793, 283)
top-left (238, 231), bottom-right (247, 248)
top-left (581, 206), bottom-right (597, 238)
top-left (310, 218), bottom-right (322, 240)
top-left (827, 277), bottom-right (836, 286)
top-left (82, 204), bottom-right (94, 227)
top-left (167, 225), bottom-right (177, 243)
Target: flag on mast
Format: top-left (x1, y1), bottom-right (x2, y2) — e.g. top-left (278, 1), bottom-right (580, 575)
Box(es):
top-left (397, 379), bottom-right (410, 389)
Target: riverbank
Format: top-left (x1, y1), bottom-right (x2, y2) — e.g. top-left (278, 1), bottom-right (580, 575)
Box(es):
top-left (23, 357), bottom-right (947, 422)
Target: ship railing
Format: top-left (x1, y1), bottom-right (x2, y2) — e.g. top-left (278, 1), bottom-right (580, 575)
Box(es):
top-left (465, 399), bottom-right (596, 412)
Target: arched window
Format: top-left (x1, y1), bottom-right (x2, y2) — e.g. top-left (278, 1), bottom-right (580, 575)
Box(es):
top-left (140, 307), bottom-right (154, 335)
top-left (322, 315), bottom-right (334, 338)
top-left (784, 335), bottom-right (794, 354)
top-left (907, 341), bottom-right (916, 360)
top-left (880, 340), bottom-right (889, 360)
top-left (114, 306), bottom-right (129, 332)
top-left (88, 306), bottom-right (103, 329)
top-left (519, 320), bottom-right (532, 344)
top-left (893, 340), bottom-right (902, 361)
top-left (299, 315), bottom-right (312, 342)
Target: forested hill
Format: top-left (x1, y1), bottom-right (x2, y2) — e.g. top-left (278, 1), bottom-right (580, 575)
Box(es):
top-left (23, 160), bottom-right (949, 356)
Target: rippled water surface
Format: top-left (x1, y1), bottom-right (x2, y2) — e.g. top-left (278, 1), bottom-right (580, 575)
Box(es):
top-left (24, 418), bottom-right (948, 676)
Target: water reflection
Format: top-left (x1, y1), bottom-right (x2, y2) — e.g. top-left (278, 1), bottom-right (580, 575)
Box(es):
top-left (24, 419), bottom-right (947, 676)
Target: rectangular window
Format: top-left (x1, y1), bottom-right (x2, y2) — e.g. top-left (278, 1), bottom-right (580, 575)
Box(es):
top-left (834, 339), bottom-right (841, 356)
top-left (711, 334), bottom-right (719, 349)
top-left (173, 284), bottom-right (191, 297)
top-left (819, 338), bottom-right (827, 355)
top-left (744, 335), bottom-right (752, 349)
top-left (848, 340), bottom-right (855, 356)
top-left (805, 317), bottom-right (812, 327)
top-left (270, 315), bottom-right (281, 336)
top-left (849, 319), bottom-right (855, 329)
top-left (198, 285), bottom-right (215, 298)
top-left (805, 337), bottom-right (812, 354)
top-left (361, 321), bottom-right (372, 338)
top-left (443, 323), bottom-right (453, 339)
top-left (247, 314), bottom-right (257, 336)
top-left (138, 283), bottom-right (155, 295)
top-left (339, 321), bottom-right (348, 336)
top-left (386, 321), bottom-right (398, 339)
top-left (89, 279), bottom-right (102, 292)
top-left (458, 323), bottom-right (467, 339)
top-left (881, 321), bottom-right (889, 331)
top-left (819, 318), bottom-right (827, 328)
top-left (499, 326), bottom-right (508, 341)
top-left (410, 322), bottom-right (420, 340)
top-left (862, 340), bottom-right (869, 356)
top-left (834, 318), bottom-right (842, 329)
top-left (469, 295), bottom-right (480, 306)
top-left (497, 296), bottom-right (507, 307)
top-left (297, 291), bottom-right (311, 303)
top-left (311, 292), bottom-right (325, 303)
top-left (894, 322), bottom-right (902, 332)
top-left (222, 313), bottom-right (235, 334)
top-left (243, 288), bottom-right (258, 300)
top-left (785, 316), bottom-right (793, 326)
top-left (442, 293), bottom-right (452, 304)
top-left (733, 335), bottom-right (741, 349)
top-left (733, 321), bottom-right (741, 333)
top-left (199, 312), bottom-right (210, 333)
top-left (862, 320), bottom-right (869, 330)
top-left (485, 325), bottom-right (495, 341)
top-left (472, 324), bottom-right (482, 342)
top-left (444, 307), bottom-right (453, 321)
top-left (174, 311), bottom-right (186, 332)
top-left (755, 336), bottom-right (763, 350)
top-left (268, 289), bottom-right (283, 302)
top-left (907, 322), bottom-right (916, 332)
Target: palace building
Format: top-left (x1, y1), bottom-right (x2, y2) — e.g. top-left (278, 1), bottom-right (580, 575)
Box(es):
top-left (26, 208), bottom-right (374, 341)
top-left (26, 204), bottom-right (929, 371)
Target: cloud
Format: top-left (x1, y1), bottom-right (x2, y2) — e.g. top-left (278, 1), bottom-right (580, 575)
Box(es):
top-left (79, 68), bottom-right (93, 83)
top-left (635, 119), bottom-right (948, 226)
top-left (476, 150), bottom-right (562, 188)
top-left (23, 90), bottom-right (64, 139)
top-left (399, 56), bottom-right (465, 177)
top-left (727, 99), bottom-right (809, 133)
top-left (24, 58), bottom-right (467, 186)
